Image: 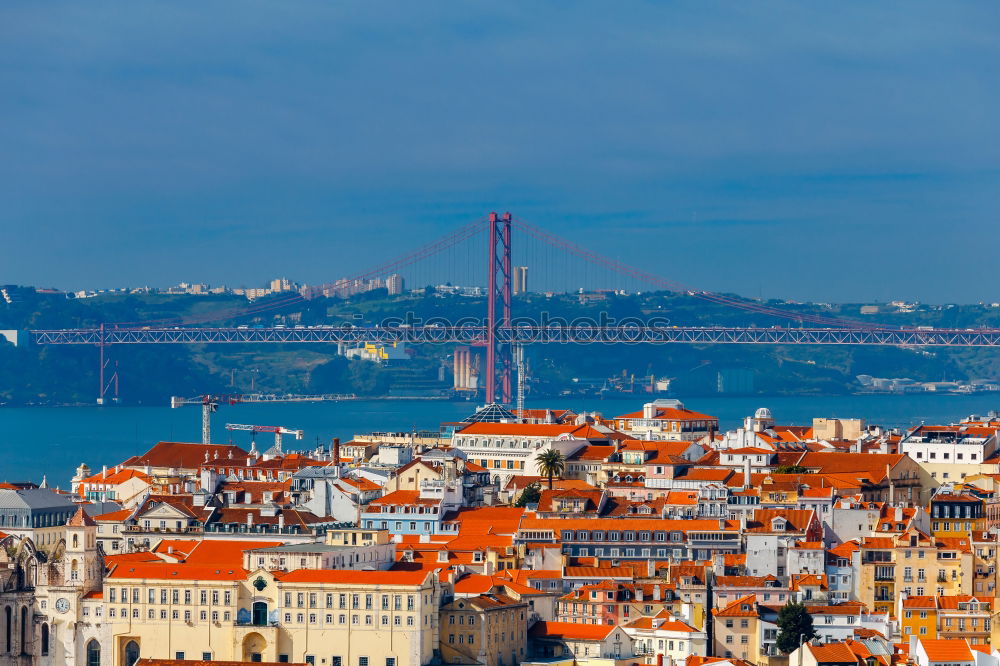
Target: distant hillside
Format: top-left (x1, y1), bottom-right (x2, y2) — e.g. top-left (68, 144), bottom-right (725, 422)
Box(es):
top-left (2, 288), bottom-right (998, 405)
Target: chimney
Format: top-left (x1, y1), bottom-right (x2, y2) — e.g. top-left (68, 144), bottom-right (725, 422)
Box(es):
top-left (635, 586), bottom-right (643, 602)
top-left (647, 559), bottom-right (655, 578)
top-left (333, 438), bottom-right (341, 464)
top-left (887, 463), bottom-right (895, 505)
top-left (743, 458), bottom-right (752, 489)
top-left (167, 546), bottom-right (174, 554)
top-left (102, 465), bottom-right (108, 478)
top-left (653, 584), bottom-right (661, 600)
top-left (247, 513), bottom-right (253, 528)
top-left (643, 403), bottom-right (656, 419)
top-left (278, 514), bottom-right (285, 530)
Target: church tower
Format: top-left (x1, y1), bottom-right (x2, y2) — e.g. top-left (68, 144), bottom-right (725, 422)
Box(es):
top-left (64, 507), bottom-right (101, 592)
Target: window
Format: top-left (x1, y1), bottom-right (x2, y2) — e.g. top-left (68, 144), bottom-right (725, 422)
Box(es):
top-left (87, 640), bottom-right (101, 666)
top-left (124, 640), bottom-right (140, 666)
top-left (176, 653), bottom-right (185, 660)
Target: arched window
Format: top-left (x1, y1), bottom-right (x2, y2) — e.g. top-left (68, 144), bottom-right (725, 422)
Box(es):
top-left (72, 534), bottom-right (79, 548)
top-left (86, 640), bottom-right (100, 666)
top-left (71, 560), bottom-right (79, 581)
top-left (41, 624), bottom-right (49, 656)
top-left (4, 606), bottom-right (10, 653)
top-left (124, 640), bottom-right (140, 666)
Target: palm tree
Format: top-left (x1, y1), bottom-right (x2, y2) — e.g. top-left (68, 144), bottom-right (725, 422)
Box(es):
top-left (535, 449), bottom-right (566, 490)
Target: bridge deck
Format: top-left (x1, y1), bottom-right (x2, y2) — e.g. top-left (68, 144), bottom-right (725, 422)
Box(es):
top-left (29, 326), bottom-right (1000, 346)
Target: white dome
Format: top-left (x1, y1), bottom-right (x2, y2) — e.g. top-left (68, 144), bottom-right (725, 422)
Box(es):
top-left (754, 407), bottom-right (773, 420)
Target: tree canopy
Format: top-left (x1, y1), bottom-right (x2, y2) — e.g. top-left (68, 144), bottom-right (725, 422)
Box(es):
top-left (775, 601), bottom-right (818, 653)
top-left (514, 483), bottom-right (542, 507)
top-left (534, 449), bottom-right (566, 489)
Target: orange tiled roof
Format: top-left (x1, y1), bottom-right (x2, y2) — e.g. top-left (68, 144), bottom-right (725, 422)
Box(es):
top-left (716, 575), bottom-right (779, 588)
top-left (67, 506), bottom-right (97, 527)
top-left (807, 643), bottom-right (860, 664)
top-left (279, 569), bottom-right (430, 585)
top-left (713, 595), bottom-right (759, 617)
top-left (128, 442), bottom-right (250, 468)
top-left (519, 516), bottom-right (738, 532)
top-left (902, 596), bottom-right (937, 609)
top-left (457, 423), bottom-right (580, 436)
top-left (136, 658), bottom-right (306, 666)
top-left (80, 467), bottom-right (153, 485)
top-left (529, 621), bottom-right (617, 641)
top-left (93, 509), bottom-right (132, 521)
top-left (615, 407), bottom-right (716, 421)
top-left (919, 638), bottom-right (974, 662)
top-left (936, 595), bottom-right (994, 610)
top-left (108, 563), bottom-right (247, 581)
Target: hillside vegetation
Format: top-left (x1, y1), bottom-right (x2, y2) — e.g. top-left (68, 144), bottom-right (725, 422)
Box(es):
top-left (2, 288), bottom-right (998, 405)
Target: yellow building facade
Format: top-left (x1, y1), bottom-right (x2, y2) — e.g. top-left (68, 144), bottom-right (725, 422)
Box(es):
top-left (103, 565), bottom-right (442, 666)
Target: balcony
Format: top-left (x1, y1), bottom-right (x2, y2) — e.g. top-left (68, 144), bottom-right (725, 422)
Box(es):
top-left (235, 619), bottom-right (280, 627)
top-left (125, 525), bottom-right (203, 534)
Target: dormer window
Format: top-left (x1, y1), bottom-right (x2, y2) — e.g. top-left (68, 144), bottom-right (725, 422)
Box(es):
top-left (771, 517), bottom-right (787, 531)
top-left (437, 551), bottom-right (449, 563)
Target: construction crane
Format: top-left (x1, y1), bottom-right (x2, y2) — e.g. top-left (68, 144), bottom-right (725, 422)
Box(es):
top-left (169, 393), bottom-right (355, 444)
top-left (225, 423), bottom-right (304, 455)
top-left (170, 394), bottom-right (243, 444)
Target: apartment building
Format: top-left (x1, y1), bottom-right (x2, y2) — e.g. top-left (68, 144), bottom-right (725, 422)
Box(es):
top-left (440, 592), bottom-right (528, 666)
top-left (613, 401), bottom-right (718, 442)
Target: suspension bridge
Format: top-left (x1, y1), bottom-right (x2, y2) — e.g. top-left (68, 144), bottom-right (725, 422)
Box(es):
top-left (25, 213), bottom-right (1000, 404)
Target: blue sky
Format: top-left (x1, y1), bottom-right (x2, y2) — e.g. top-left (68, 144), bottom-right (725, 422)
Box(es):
top-left (2, 1), bottom-right (998, 302)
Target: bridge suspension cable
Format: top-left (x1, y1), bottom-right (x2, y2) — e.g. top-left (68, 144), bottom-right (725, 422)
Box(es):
top-left (511, 216), bottom-right (894, 330)
top-left (107, 216), bottom-right (488, 327)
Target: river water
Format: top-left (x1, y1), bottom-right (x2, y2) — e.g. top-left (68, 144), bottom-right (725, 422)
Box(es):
top-left (1, 394), bottom-right (999, 488)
